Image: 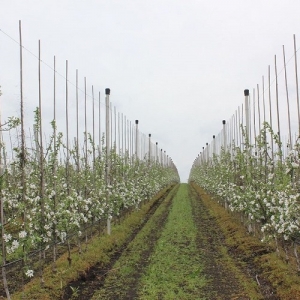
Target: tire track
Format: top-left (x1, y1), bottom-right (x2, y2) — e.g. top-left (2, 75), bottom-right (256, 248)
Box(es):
top-left (189, 185), bottom-right (253, 300)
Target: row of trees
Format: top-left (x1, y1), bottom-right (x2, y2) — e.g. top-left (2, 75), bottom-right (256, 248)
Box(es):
top-left (189, 123), bottom-right (300, 268)
top-left (0, 98), bottom-right (179, 299)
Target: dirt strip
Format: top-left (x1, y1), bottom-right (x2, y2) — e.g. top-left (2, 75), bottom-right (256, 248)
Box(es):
top-left (190, 184), bottom-right (279, 300)
top-left (189, 185), bottom-right (253, 299)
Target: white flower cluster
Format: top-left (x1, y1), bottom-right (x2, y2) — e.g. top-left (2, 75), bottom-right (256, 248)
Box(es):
top-left (2, 141), bottom-right (179, 270)
top-left (25, 269), bottom-right (34, 278)
top-left (189, 138), bottom-right (300, 243)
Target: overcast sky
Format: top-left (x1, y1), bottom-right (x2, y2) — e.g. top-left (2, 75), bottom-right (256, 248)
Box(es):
top-left (1, 1), bottom-right (300, 181)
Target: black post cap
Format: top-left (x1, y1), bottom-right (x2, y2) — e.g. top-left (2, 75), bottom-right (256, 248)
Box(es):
top-left (156, 142), bottom-right (158, 145)
top-left (135, 120), bottom-right (139, 124)
top-left (222, 120), bottom-right (226, 124)
top-left (244, 89), bottom-right (249, 96)
top-left (206, 143), bottom-right (208, 145)
top-left (149, 134), bottom-right (151, 137)
top-left (213, 135), bottom-right (215, 139)
top-left (105, 88), bottom-right (110, 95)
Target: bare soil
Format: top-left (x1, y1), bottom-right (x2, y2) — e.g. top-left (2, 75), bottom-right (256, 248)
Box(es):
top-left (190, 184), bottom-right (279, 299)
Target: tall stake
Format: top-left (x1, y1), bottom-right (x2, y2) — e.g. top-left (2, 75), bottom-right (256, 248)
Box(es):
top-left (98, 92), bottom-right (101, 155)
top-left (244, 89), bottom-right (250, 144)
top-left (130, 121), bottom-right (133, 163)
top-left (110, 104), bottom-right (113, 149)
top-left (18, 21), bottom-right (26, 298)
top-left (124, 116), bottom-right (127, 164)
top-left (38, 39), bottom-right (45, 286)
top-left (92, 86), bottom-right (95, 168)
top-left (283, 45), bottom-right (293, 150)
top-left (1, 51), bottom-right (10, 299)
top-left (222, 120), bottom-right (226, 149)
top-left (105, 88), bottom-right (111, 235)
top-left (135, 120), bottom-right (139, 160)
top-left (65, 60), bottom-right (70, 193)
top-left (118, 112), bottom-right (121, 156)
top-left (148, 134), bottom-right (151, 164)
top-left (275, 55), bottom-right (282, 162)
top-left (76, 70), bottom-right (79, 173)
top-left (114, 106), bottom-right (117, 151)
top-left (84, 78), bottom-right (88, 171)
top-left (19, 20), bottom-right (26, 189)
top-left (121, 113), bottom-right (124, 156)
top-left (65, 60), bottom-right (73, 262)
top-left (238, 106), bottom-right (242, 151)
top-left (294, 34), bottom-right (300, 137)
top-left (253, 89), bottom-right (257, 149)
top-left (262, 76), bottom-right (266, 123)
top-left (257, 86), bottom-right (261, 133)
top-left (52, 55), bottom-right (58, 271)
top-left (268, 65), bottom-right (274, 162)
top-left (235, 110), bottom-right (239, 148)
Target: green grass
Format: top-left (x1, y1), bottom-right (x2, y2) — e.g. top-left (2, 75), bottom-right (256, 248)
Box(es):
top-left (138, 183), bottom-right (207, 299)
top-left (91, 184), bottom-right (179, 299)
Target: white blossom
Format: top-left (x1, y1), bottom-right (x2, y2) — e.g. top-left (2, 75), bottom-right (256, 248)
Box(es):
top-left (19, 231), bottom-right (27, 238)
top-left (25, 269), bottom-right (34, 278)
top-left (3, 233), bottom-right (12, 242)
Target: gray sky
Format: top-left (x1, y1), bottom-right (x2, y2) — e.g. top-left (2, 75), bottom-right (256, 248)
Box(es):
top-left (1, 1), bottom-right (300, 181)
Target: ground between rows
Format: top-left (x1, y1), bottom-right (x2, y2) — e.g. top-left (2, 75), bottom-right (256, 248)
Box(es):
top-left (90, 183), bottom-right (266, 299)
top-left (61, 185), bottom-right (178, 300)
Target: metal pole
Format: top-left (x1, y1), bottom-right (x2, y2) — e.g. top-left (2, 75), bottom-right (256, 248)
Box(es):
top-left (268, 65), bottom-right (274, 162)
top-left (84, 77), bottom-right (87, 170)
top-left (283, 45), bottom-right (293, 150)
top-left (118, 112), bottom-right (120, 156)
top-left (92, 86), bottom-right (95, 167)
top-left (105, 88), bottom-right (111, 235)
top-left (213, 135), bottom-right (216, 156)
top-left (256, 86), bottom-right (261, 135)
top-left (99, 92), bottom-right (101, 155)
top-left (275, 55), bottom-right (282, 161)
top-left (135, 120), bottom-right (139, 160)
top-left (148, 134), bottom-right (151, 164)
top-left (114, 106), bottom-right (117, 151)
top-left (244, 89), bottom-right (250, 143)
top-left (294, 34), bottom-right (300, 137)
top-left (222, 120), bottom-right (226, 149)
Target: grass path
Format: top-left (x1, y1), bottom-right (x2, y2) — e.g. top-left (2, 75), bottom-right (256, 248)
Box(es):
top-left (137, 183), bottom-right (207, 299)
top-left (91, 183), bottom-right (263, 299)
top-left (91, 185), bottom-right (179, 299)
